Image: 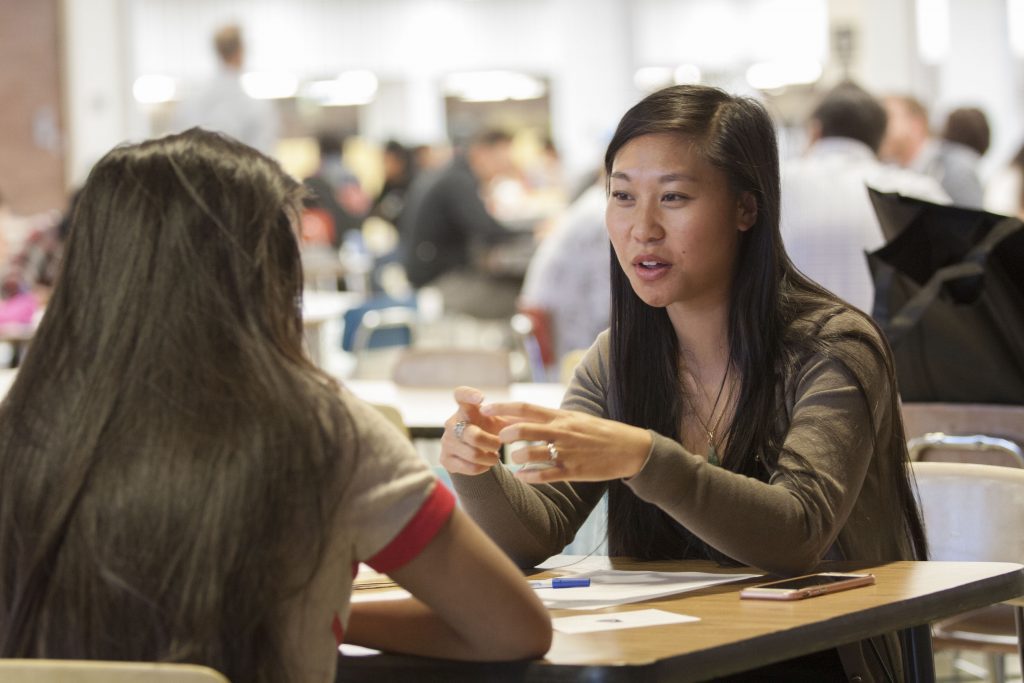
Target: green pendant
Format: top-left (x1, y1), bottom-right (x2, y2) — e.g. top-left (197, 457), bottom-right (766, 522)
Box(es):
top-left (708, 443), bottom-right (720, 466)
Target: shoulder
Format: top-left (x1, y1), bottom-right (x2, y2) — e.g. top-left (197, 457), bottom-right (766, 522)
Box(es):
top-left (866, 166), bottom-right (950, 204)
top-left (561, 330), bottom-right (611, 415)
top-left (784, 302), bottom-right (893, 408)
top-left (437, 159), bottom-right (476, 190)
top-left (800, 303), bottom-right (880, 338)
top-left (938, 141), bottom-right (980, 166)
top-left (337, 387), bottom-right (421, 465)
top-left (787, 302), bottom-right (886, 362)
top-left (580, 329), bottom-right (611, 370)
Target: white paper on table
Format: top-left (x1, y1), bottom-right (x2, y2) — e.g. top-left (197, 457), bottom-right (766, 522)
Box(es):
top-left (536, 569), bottom-right (762, 610)
top-left (339, 643), bottom-right (382, 656)
top-left (553, 608), bottom-right (699, 634)
top-left (536, 554), bottom-right (618, 573)
top-left (350, 588), bottom-right (410, 603)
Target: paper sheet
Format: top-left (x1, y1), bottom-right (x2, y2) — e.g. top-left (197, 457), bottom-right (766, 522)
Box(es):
top-left (350, 588), bottom-right (410, 603)
top-left (535, 569), bottom-right (762, 610)
top-left (552, 608), bottom-right (699, 634)
top-left (339, 643), bottom-right (382, 656)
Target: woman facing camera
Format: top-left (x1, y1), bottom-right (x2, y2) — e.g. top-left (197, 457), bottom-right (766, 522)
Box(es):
top-left (441, 86), bottom-right (926, 681)
top-left (0, 129), bottom-right (550, 682)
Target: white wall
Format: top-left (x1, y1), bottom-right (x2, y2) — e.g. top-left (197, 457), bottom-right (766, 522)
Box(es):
top-left (63, 0), bottom-right (133, 187)
top-left (939, 0), bottom-right (1022, 179)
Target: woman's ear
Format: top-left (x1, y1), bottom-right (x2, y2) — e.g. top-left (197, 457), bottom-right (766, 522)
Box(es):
top-left (737, 192), bottom-right (757, 232)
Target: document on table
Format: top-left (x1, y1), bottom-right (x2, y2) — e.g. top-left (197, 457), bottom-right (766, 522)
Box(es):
top-left (552, 608), bottom-right (699, 634)
top-left (535, 569), bottom-right (762, 610)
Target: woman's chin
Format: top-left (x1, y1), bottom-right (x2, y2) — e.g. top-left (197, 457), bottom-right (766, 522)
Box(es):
top-left (633, 291), bottom-right (673, 309)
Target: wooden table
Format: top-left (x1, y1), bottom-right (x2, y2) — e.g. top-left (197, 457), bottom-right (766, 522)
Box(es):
top-left (343, 379), bottom-right (566, 438)
top-left (336, 559), bottom-right (1024, 682)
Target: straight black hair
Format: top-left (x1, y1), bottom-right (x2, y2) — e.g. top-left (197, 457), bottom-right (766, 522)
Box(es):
top-left (0, 129), bottom-right (351, 683)
top-left (602, 85), bottom-right (927, 564)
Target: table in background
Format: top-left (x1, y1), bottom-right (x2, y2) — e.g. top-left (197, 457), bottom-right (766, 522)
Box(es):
top-left (302, 290), bottom-right (364, 366)
top-left (336, 559), bottom-right (1024, 682)
top-left (343, 379), bottom-right (566, 438)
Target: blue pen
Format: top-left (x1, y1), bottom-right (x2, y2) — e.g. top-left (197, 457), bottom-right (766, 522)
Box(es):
top-left (529, 578), bottom-right (591, 589)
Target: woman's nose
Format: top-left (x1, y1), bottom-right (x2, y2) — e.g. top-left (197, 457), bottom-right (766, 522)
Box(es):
top-left (633, 199), bottom-right (665, 242)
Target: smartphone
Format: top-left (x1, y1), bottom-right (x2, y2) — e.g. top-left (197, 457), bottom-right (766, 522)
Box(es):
top-left (739, 572), bottom-right (875, 600)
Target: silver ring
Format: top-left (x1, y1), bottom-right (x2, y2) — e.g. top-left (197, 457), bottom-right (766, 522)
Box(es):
top-left (454, 420), bottom-right (468, 441)
top-left (546, 441), bottom-right (559, 461)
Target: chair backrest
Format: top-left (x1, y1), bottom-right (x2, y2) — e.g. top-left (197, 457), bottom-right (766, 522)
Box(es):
top-left (392, 349), bottom-right (511, 388)
top-left (912, 461), bottom-right (1024, 563)
top-left (0, 660), bottom-right (229, 682)
top-left (350, 306), bottom-right (417, 354)
top-left (369, 402), bottom-right (410, 439)
top-left (510, 312), bottom-right (548, 382)
top-left (901, 402), bottom-right (1024, 467)
top-left (514, 307), bottom-right (555, 367)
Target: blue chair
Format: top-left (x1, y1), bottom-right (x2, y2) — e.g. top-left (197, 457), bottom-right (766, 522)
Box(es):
top-left (341, 295), bottom-right (416, 353)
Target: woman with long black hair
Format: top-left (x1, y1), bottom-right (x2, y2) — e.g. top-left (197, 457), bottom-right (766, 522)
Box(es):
top-left (441, 85), bottom-right (926, 681)
top-left (0, 129), bottom-right (550, 683)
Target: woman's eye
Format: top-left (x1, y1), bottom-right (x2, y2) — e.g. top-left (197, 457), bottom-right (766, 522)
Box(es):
top-left (662, 192), bottom-right (690, 202)
top-left (610, 190), bottom-right (633, 202)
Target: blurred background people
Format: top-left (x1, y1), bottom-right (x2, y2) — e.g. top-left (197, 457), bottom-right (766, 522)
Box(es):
top-left (0, 190), bottom-right (75, 307)
top-left (781, 82), bottom-right (949, 314)
top-left (518, 173), bottom-right (609, 366)
top-left (942, 107), bottom-right (992, 162)
top-left (370, 139), bottom-right (418, 227)
top-left (880, 95), bottom-right (984, 208)
top-left (0, 188), bottom-right (62, 300)
top-left (302, 132), bottom-right (371, 249)
top-left (174, 24), bottom-right (279, 156)
top-left (523, 136), bottom-right (565, 193)
top-left (985, 141), bottom-right (1024, 219)
top-left (400, 129), bottom-right (522, 318)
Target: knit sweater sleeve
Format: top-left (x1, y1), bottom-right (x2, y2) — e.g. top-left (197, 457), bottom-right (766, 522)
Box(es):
top-left (450, 334), bottom-right (611, 568)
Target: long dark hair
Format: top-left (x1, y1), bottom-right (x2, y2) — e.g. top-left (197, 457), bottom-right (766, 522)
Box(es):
top-left (604, 85), bottom-right (927, 563)
top-left (0, 129), bottom-right (350, 682)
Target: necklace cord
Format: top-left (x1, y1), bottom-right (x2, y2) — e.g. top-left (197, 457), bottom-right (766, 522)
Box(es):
top-left (687, 362), bottom-right (731, 447)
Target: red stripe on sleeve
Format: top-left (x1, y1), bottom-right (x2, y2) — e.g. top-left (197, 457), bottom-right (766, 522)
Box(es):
top-left (366, 482), bottom-right (455, 574)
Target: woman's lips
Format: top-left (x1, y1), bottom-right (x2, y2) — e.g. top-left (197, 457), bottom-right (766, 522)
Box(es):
top-left (633, 258), bottom-right (671, 281)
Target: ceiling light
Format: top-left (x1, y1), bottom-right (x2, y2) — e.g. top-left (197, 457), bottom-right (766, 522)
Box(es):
top-left (444, 70), bottom-right (546, 102)
top-left (132, 75), bottom-right (176, 104)
top-left (633, 67), bottom-right (673, 92)
top-left (241, 72), bottom-right (299, 100)
top-left (302, 70), bottom-right (379, 106)
top-left (674, 64), bottom-right (702, 85)
top-left (745, 60), bottom-right (822, 90)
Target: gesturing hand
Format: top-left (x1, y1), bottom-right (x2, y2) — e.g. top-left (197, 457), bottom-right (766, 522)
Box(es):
top-left (480, 401), bottom-right (653, 484)
top-left (439, 386), bottom-right (511, 476)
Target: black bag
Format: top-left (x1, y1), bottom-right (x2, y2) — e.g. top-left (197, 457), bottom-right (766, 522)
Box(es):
top-left (867, 189), bottom-right (1024, 404)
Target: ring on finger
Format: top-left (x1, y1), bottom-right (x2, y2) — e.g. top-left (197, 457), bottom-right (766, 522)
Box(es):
top-left (454, 420), bottom-right (468, 441)
top-left (546, 441), bottom-right (559, 461)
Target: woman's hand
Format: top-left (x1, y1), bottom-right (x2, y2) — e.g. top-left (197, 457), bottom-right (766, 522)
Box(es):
top-left (439, 386), bottom-right (511, 476)
top-left (481, 401), bottom-right (653, 483)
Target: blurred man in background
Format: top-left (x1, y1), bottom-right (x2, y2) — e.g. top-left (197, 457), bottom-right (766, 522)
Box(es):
top-left (174, 24), bottom-right (279, 156)
top-left (519, 172), bottom-right (608, 365)
top-left (880, 95), bottom-right (983, 208)
top-left (782, 82), bottom-right (949, 314)
top-left (400, 129), bottom-right (520, 318)
top-left (371, 139), bottom-right (418, 227)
